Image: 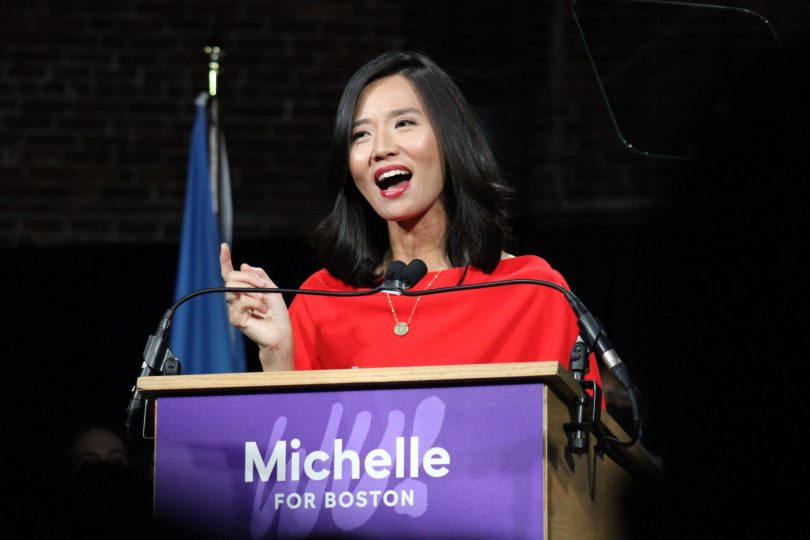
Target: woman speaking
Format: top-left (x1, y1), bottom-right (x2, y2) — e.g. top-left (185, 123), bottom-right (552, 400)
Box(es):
top-left (219, 50), bottom-right (601, 386)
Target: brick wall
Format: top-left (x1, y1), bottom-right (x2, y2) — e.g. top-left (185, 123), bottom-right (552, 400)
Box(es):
top-left (0, 0), bottom-right (801, 245)
top-left (2, 0), bottom-right (413, 245)
top-left (4, 0), bottom-right (805, 247)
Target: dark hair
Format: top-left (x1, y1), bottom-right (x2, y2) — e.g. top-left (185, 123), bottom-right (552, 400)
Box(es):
top-left (311, 50), bottom-right (514, 287)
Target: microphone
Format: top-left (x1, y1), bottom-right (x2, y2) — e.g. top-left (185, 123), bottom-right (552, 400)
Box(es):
top-left (398, 259), bottom-right (428, 289)
top-left (566, 295), bottom-right (631, 390)
top-left (378, 259), bottom-right (428, 292)
top-left (126, 309), bottom-right (181, 447)
top-left (379, 260), bottom-right (407, 291)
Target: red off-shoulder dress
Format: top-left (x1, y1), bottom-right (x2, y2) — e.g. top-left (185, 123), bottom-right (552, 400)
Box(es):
top-left (288, 255), bottom-right (602, 388)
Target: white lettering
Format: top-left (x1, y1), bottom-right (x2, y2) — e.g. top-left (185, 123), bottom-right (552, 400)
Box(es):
top-left (409, 436), bottom-right (419, 477)
top-left (423, 447), bottom-right (450, 477)
top-left (287, 492), bottom-right (302, 509)
top-left (245, 441), bottom-right (286, 482)
top-left (272, 492), bottom-right (318, 509)
top-left (316, 490), bottom-right (415, 509)
top-left (383, 490), bottom-right (399, 507)
top-left (338, 491), bottom-right (353, 508)
top-left (400, 488), bottom-right (414, 506)
top-left (395, 437), bottom-right (405, 478)
top-left (290, 438), bottom-right (301, 481)
top-left (245, 437), bottom-right (449, 482)
top-left (364, 449), bottom-right (391, 479)
top-left (333, 439), bottom-right (360, 480)
top-left (304, 450), bottom-right (330, 480)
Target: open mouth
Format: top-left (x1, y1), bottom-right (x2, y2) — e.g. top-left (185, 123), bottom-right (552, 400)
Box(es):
top-left (375, 168), bottom-right (413, 191)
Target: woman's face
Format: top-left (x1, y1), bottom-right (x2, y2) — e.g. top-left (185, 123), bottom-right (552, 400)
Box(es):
top-left (349, 75), bottom-right (446, 227)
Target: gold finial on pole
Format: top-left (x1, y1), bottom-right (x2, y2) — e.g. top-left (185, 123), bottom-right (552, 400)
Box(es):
top-left (204, 45), bottom-right (222, 97)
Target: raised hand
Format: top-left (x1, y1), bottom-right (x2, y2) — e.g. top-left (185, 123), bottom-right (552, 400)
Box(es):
top-left (219, 243), bottom-right (293, 371)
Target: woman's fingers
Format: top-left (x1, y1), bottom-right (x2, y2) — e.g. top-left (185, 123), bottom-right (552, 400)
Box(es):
top-left (221, 246), bottom-right (267, 303)
top-left (229, 293), bottom-right (268, 314)
top-left (233, 265), bottom-right (266, 300)
top-left (240, 263), bottom-right (269, 283)
top-left (219, 243), bottom-right (235, 280)
top-left (219, 246), bottom-right (291, 352)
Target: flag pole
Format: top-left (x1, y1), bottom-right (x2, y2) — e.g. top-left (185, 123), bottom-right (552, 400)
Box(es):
top-left (205, 45), bottom-right (222, 226)
top-left (204, 44), bottom-right (232, 245)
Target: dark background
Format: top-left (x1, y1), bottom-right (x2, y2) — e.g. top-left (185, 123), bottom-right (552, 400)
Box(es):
top-left (4, 1), bottom-right (809, 537)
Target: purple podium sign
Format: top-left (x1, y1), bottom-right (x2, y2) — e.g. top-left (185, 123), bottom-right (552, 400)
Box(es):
top-left (155, 383), bottom-right (545, 539)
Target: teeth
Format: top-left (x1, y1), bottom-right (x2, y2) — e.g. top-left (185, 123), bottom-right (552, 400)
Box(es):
top-left (378, 169), bottom-right (410, 182)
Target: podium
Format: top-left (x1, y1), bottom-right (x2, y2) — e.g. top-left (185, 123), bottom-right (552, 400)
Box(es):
top-left (136, 362), bottom-right (661, 539)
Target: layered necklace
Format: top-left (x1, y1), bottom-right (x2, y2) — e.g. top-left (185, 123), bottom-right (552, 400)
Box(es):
top-left (385, 268), bottom-right (444, 336)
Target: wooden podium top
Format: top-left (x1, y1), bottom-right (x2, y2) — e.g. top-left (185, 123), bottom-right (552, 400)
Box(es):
top-left (137, 361), bottom-right (579, 398)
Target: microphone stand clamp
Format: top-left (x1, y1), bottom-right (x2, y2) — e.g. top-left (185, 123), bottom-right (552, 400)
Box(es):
top-left (126, 313), bottom-right (182, 449)
top-left (563, 340), bottom-right (603, 454)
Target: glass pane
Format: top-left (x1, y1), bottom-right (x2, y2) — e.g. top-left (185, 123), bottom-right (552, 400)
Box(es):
top-left (572, 0), bottom-right (781, 159)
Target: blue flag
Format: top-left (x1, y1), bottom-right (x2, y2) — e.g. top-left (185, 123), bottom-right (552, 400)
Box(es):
top-left (169, 94), bottom-right (246, 374)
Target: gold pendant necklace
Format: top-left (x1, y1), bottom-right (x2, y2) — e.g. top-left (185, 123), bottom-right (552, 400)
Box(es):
top-left (385, 268), bottom-right (444, 337)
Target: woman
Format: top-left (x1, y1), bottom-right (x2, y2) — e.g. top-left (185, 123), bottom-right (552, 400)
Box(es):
top-left (220, 51), bottom-right (601, 385)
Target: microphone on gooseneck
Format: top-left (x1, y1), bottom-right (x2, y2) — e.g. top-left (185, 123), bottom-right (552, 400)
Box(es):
top-left (378, 259), bottom-right (428, 292)
top-left (566, 295), bottom-right (631, 390)
top-left (398, 259), bottom-right (428, 289)
top-left (126, 309), bottom-right (181, 447)
top-left (379, 260), bottom-right (408, 291)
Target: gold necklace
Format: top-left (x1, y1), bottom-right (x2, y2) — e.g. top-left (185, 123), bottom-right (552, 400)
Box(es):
top-left (385, 268), bottom-right (444, 336)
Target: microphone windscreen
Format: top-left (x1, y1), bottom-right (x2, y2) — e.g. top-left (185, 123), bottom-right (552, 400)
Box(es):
top-left (385, 260), bottom-right (406, 280)
top-left (400, 259), bottom-right (428, 288)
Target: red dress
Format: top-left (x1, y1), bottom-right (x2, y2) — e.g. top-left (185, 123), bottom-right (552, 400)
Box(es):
top-left (289, 255), bottom-right (602, 387)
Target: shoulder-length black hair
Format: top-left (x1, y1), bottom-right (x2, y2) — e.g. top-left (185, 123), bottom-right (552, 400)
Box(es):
top-left (311, 50), bottom-right (514, 287)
